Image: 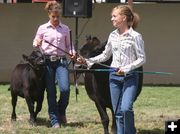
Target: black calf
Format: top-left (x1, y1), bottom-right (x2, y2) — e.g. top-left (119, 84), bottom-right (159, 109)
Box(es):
top-left (78, 37), bottom-right (116, 134)
top-left (9, 50), bottom-right (46, 125)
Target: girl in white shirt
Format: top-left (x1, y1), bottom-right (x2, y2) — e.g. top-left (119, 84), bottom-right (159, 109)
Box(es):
top-left (78, 5), bottom-right (146, 134)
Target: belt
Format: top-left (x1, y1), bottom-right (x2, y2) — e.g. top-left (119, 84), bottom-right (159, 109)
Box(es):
top-left (44, 55), bottom-right (66, 62)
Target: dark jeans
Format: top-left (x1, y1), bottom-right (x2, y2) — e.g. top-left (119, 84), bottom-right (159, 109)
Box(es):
top-left (109, 72), bottom-right (139, 134)
top-left (45, 58), bottom-right (70, 126)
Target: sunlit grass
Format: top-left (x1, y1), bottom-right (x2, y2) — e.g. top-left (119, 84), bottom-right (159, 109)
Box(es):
top-left (0, 85), bottom-right (179, 134)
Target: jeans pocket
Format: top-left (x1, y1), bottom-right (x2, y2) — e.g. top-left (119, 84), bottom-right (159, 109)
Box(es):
top-left (110, 72), bottom-right (125, 82)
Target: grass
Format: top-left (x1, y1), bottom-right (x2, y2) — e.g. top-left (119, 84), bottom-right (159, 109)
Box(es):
top-left (0, 85), bottom-right (179, 134)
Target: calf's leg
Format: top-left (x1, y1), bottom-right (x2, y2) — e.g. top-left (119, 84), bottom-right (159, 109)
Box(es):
top-left (85, 73), bottom-right (109, 134)
top-left (34, 97), bottom-right (43, 120)
top-left (95, 101), bottom-right (109, 134)
top-left (25, 96), bottom-right (36, 125)
top-left (22, 86), bottom-right (36, 125)
top-left (11, 91), bottom-right (17, 121)
top-left (111, 108), bottom-right (117, 133)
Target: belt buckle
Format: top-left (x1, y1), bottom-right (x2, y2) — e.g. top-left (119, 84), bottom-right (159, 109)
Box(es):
top-left (50, 56), bottom-right (57, 62)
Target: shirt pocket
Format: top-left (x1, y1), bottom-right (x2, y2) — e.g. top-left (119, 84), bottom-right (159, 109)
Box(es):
top-left (43, 32), bottom-right (55, 44)
top-left (111, 40), bottom-right (119, 52)
top-left (120, 40), bottom-right (133, 52)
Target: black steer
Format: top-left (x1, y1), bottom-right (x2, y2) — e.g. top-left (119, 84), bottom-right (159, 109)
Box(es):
top-left (9, 50), bottom-right (46, 125)
top-left (78, 36), bottom-right (143, 134)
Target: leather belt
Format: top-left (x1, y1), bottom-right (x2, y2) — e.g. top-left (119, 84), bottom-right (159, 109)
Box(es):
top-left (45, 55), bottom-right (66, 62)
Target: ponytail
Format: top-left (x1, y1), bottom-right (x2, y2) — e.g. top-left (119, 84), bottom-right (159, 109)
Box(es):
top-left (132, 12), bottom-right (140, 30)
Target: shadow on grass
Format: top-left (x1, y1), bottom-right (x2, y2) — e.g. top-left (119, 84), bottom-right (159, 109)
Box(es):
top-left (36, 117), bottom-right (102, 128)
top-left (20, 118), bottom-right (165, 134)
top-left (63, 122), bottom-right (85, 127)
top-left (137, 128), bottom-right (164, 134)
top-left (36, 117), bottom-right (50, 127)
top-left (62, 120), bottom-right (102, 128)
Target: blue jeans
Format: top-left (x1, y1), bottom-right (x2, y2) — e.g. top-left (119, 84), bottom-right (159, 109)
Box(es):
top-left (109, 72), bottom-right (139, 134)
top-left (45, 58), bottom-right (70, 126)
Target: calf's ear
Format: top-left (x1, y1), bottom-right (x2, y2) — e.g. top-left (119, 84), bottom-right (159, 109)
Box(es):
top-left (22, 54), bottom-right (29, 61)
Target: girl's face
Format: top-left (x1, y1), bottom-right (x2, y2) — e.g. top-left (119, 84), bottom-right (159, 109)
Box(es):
top-left (111, 9), bottom-right (126, 28)
top-left (48, 11), bottom-right (60, 27)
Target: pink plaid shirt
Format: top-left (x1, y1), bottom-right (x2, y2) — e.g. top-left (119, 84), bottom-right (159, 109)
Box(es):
top-left (33, 21), bottom-right (75, 56)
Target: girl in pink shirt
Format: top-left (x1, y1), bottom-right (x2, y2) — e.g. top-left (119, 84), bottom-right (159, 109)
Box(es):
top-left (33, 1), bottom-right (76, 128)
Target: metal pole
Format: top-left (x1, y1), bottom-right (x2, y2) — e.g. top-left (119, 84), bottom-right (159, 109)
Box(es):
top-left (75, 17), bottom-right (78, 51)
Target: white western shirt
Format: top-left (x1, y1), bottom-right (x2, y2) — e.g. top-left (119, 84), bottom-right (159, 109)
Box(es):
top-left (86, 27), bottom-right (146, 74)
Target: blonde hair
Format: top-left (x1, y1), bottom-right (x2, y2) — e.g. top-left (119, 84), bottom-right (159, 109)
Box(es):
top-left (112, 5), bottom-right (140, 29)
top-left (44, 1), bottom-right (61, 13)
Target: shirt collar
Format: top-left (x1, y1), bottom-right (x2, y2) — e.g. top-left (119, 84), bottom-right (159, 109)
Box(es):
top-left (46, 21), bottom-right (62, 28)
top-left (115, 27), bottom-right (133, 36)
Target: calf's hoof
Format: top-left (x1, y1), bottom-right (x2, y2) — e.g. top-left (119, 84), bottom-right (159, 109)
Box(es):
top-left (11, 118), bottom-right (16, 122)
top-left (11, 115), bottom-right (16, 122)
top-left (58, 115), bottom-right (67, 125)
top-left (29, 119), bottom-right (37, 126)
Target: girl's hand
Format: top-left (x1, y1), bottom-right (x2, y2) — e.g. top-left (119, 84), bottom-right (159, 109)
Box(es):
top-left (76, 56), bottom-right (86, 64)
top-left (117, 67), bottom-right (125, 75)
top-left (33, 38), bottom-right (42, 47)
top-left (70, 54), bottom-right (77, 62)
